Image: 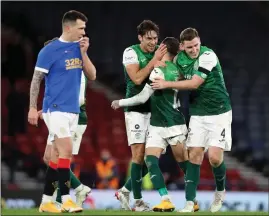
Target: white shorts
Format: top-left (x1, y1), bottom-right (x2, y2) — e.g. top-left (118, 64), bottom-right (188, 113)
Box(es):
top-left (43, 111), bottom-right (79, 143)
top-left (186, 110), bottom-right (232, 151)
top-left (124, 112), bottom-right (151, 145)
top-left (72, 125), bottom-right (87, 155)
top-left (146, 124), bottom-right (188, 154)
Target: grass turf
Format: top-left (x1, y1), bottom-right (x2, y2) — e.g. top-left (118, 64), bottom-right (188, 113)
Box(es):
top-left (1, 209), bottom-right (268, 215)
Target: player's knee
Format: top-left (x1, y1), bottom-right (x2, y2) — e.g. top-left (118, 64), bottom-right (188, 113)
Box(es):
top-left (174, 154), bottom-right (184, 162)
top-left (209, 155), bottom-right (222, 167)
top-left (56, 138), bottom-right (73, 158)
top-left (131, 144), bottom-right (145, 164)
top-left (132, 154), bottom-right (144, 164)
top-left (172, 148), bottom-right (185, 162)
top-left (58, 146), bottom-right (72, 159)
top-left (188, 147), bottom-right (204, 165)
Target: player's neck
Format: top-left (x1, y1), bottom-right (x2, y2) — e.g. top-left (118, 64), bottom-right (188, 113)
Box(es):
top-left (139, 44), bottom-right (150, 53)
top-left (161, 54), bottom-right (173, 62)
top-left (60, 33), bottom-right (73, 42)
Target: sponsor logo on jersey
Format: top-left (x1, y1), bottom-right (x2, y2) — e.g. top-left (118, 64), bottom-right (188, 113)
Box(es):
top-left (135, 133), bottom-right (141, 139)
top-left (135, 124), bottom-right (140, 129)
top-left (203, 51), bottom-right (211, 55)
top-left (219, 138), bottom-right (225, 143)
top-left (124, 56), bottom-right (135, 62)
top-left (65, 58), bottom-right (82, 70)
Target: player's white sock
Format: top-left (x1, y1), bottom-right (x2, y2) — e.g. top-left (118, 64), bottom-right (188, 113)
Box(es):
top-left (134, 198), bottom-right (142, 202)
top-left (52, 189), bottom-right (57, 201)
top-left (161, 195), bottom-right (171, 201)
top-left (121, 186), bottom-right (130, 193)
top-left (42, 194), bottom-right (52, 203)
top-left (62, 194), bottom-right (72, 203)
top-left (74, 184), bottom-right (83, 193)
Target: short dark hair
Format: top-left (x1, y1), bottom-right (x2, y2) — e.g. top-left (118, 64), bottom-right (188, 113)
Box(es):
top-left (137, 20), bottom-right (159, 36)
top-left (180, 27), bottom-right (199, 43)
top-left (62, 10), bottom-right (88, 25)
top-left (161, 37), bottom-right (179, 56)
top-left (44, 37), bottom-right (58, 46)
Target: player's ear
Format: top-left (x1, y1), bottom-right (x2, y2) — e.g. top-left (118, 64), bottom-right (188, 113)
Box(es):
top-left (63, 24), bottom-right (71, 33)
top-left (138, 35), bottom-right (143, 43)
top-left (179, 43), bottom-right (184, 51)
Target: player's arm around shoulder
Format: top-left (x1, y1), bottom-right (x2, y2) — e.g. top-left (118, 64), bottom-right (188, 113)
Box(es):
top-left (151, 64), bottom-right (203, 90)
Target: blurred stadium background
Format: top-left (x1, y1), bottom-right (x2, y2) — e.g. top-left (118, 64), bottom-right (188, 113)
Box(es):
top-left (1, 1), bottom-right (268, 213)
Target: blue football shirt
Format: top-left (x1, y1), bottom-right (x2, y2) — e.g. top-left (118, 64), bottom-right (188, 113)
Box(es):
top-left (35, 38), bottom-right (83, 114)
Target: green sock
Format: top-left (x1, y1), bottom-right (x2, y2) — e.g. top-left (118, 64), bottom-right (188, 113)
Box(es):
top-left (131, 162), bottom-right (143, 199)
top-left (142, 161), bottom-right (149, 177)
top-left (124, 177), bottom-right (132, 191)
top-left (145, 155), bottom-right (168, 197)
top-left (212, 161), bottom-right (226, 191)
top-left (185, 161), bottom-right (200, 202)
top-left (70, 170), bottom-right (81, 189)
top-left (158, 187), bottom-right (168, 196)
top-left (178, 160), bottom-right (188, 175)
top-left (56, 188), bottom-right (61, 203)
top-left (124, 161), bottom-right (148, 191)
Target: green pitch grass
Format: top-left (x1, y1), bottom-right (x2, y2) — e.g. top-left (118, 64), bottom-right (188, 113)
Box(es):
top-left (1, 209), bottom-right (268, 215)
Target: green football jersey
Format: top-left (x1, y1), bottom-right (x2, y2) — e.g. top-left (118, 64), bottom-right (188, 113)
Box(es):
top-left (123, 44), bottom-right (157, 113)
top-left (149, 61), bottom-right (186, 127)
top-left (176, 46), bottom-right (232, 116)
top-left (78, 74), bottom-right (88, 125)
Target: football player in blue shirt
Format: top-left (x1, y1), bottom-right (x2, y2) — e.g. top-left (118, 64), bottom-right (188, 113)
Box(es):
top-left (28, 10), bottom-right (96, 213)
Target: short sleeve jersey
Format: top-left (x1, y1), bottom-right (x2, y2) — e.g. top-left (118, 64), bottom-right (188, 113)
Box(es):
top-left (35, 39), bottom-right (83, 114)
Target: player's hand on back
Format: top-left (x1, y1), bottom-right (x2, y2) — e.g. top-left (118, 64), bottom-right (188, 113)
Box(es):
top-left (80, 37), bottom-right (90, 55)
top-left (153, 43), bottom-right (167, 61)
top-left (151, 77), bottom-right (168, 90)
top-left (111, 100), bottom-right (120, 110)
top-left (28, 108), bottom-right (39, 126)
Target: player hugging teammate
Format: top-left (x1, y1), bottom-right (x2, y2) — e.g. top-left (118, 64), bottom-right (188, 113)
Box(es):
top-left (113, 25), bottom-right (232, 213)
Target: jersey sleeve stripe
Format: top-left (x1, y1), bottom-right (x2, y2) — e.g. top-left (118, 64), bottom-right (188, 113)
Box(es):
top-left (198, 66), bottom-right (210, 75)
top-left (35, 66), bottom-right (49, 73)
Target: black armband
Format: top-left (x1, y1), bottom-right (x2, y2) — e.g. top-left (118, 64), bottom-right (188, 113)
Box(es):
top-left (198, 67), bottom-right (210, 75)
